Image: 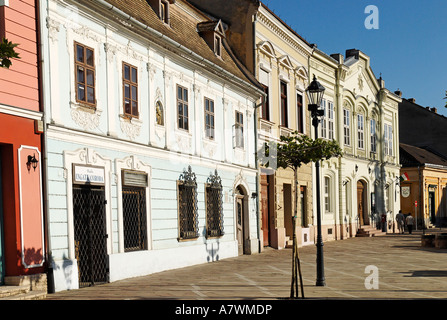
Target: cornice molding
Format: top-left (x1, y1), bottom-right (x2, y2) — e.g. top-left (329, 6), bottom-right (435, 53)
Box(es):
top-left (257, 10), bottom-right (312, 58)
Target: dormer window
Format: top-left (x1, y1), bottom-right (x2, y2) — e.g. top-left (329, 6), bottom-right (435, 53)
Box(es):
top-left (214, 34), bottom-right (221, 57)
top-left (160, 0), bottom-right (168, 24)
top-left (197, 19), bottom-right (225, 59)
top-left (147, 0), bottom-right (174, 25)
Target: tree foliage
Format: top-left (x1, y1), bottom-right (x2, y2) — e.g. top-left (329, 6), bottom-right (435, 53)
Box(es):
top-left (260, 131), bottom-right (343, 171)
top-left (0, 38), bottom-right (20, 68)
top-left (259, 131), bottom-right (342, 299)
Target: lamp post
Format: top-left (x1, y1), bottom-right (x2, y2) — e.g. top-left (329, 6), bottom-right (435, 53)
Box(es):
top-left (306, 75), bottom-right (326, 286)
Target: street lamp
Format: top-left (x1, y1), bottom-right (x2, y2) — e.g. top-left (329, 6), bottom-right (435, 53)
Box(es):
top-left (306, 75), bottom-right (326, 286)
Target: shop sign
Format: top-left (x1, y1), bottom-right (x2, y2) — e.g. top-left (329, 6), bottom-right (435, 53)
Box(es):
top-left (73, 165), bottom-right (105, 185)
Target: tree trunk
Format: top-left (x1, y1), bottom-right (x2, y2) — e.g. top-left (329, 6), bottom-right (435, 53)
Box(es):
top-left (290, 167), bottom-right (304, 298)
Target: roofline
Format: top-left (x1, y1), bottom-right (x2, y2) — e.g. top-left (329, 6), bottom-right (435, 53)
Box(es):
top-left (92, 0), bottom-right (264, 97)
top-left (259, 1), bottom-right (312, 48)
top-left (401, 97), bottom-right (447, 120)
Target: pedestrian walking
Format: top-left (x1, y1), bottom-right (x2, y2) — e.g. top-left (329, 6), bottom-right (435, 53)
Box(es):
top-left (381, 214), bottom-right (386, 232)
top-left (396, 210), bottom-right (404, 234)
top-left (406, 214), bottom-right (414, 234)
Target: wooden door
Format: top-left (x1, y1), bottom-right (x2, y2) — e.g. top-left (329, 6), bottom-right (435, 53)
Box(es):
top-left (236, 196), bottom-right (244, 255)
top-left (260, 175), bottom-right (269, 246)
top-left (357, 181), bottom-right (365, 225)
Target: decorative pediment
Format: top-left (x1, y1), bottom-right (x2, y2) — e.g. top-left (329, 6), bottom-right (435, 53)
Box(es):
top-left (257, 41), bottom-right (276, 58)
top-left (295, 66), bottom-right (308, 80)
top-left (197, 19), bottom-right (225, 36)
top-left (278, 55), bottom-right (293, 70)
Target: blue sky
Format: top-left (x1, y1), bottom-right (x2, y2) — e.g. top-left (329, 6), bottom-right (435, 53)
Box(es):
top-left (261, 0), bottom-right (447, 116)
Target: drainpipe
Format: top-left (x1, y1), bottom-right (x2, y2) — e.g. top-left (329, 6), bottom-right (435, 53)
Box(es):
top-left (36, 0), bottom-right (53, 293)
top-left (252, 12), bottom-right (261, 253)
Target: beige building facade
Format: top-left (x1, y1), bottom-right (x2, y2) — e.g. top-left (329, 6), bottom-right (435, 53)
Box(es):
top-left (255, 5), bottom-right (314, 249)
top-left (309, 48), bottom-right (402, 241)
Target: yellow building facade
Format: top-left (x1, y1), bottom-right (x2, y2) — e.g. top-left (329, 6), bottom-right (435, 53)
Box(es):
top-left (400, 143), bottom-right (447, 228)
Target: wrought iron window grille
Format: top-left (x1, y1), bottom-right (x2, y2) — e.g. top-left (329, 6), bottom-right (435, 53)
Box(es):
top-left (178, 166), bottom-right (199, 240)
top-left (205, 170), bottom-right (224, 238)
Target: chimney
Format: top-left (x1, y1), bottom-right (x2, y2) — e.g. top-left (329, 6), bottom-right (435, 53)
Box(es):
top-left (431, 107), bottom-right (437, 113)
top-left (345, 49), bottom-right (360, 59)
top-left (330, 53), bottom-right (344, 64)
top-left (394, 90), bottom-right (402, 97)
top-left (408, 98), bottom-right (416, 103)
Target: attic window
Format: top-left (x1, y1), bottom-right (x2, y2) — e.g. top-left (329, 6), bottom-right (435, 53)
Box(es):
top-left (197, 19), bottom-right (225, 59)
top-left (214, 34), bottom-right (221, 57)
top-left (147, 0), bottom-right (173, 25)
top-left (160, 0), bottom-right (168, 24)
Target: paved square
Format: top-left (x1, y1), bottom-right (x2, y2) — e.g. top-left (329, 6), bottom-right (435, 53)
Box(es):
top-left (46, 229), bottom-right (447, 300)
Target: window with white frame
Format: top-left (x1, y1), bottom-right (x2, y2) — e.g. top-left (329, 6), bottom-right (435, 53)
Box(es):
top-left (327, 101), bottom-right (334, 140)
top-left (370, 118), bottom-right (377, 153)
top-left (297, 92), bottom-right (304, 133)
top-left (177, 85), bottom-right (188, 131)
top-left (234, 111), bottom-right (244, 148)
top-left (384, 124), bottom-right (393, 156)
top-left (320, 99), bottom-right (327, 138)
top-left (75, 42), bottom-right (96, 107)
top-left (204, 97), bottom-right (215, 139)
top-left (324, 176), bottom-right (331, 213)
top-left (259, 69), bottom-right (270, 121)
top-left (123, 62), bottom-right (138, 118)
top-left (343, 109), bottom-right (351, 146)
top-left (319, 99), bottom-right (334, 140)
top-left (357, 114), bottom-right (364, 149)
top-left (280, 81), bottom-right (288, 127)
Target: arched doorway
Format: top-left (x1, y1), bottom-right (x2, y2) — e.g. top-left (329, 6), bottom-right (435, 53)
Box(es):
top-left (357, 180), bottom-right (368, 225)
top-left (235, 185), bottom-right (248, 255)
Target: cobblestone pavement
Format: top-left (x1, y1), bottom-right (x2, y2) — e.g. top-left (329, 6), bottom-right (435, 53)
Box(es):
top-left (45, 229), bottom-right (447, 301)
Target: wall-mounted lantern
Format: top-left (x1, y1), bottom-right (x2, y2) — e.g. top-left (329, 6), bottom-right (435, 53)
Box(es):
top-left (26, 154), bottom-right (39, 172)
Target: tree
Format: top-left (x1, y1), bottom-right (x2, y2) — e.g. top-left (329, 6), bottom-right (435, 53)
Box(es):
top-left (0, 38), bottom-right (20, 68)
top-left (260, 132), bottom-right (342, 298)
top-left (444, 91), bottom-right (447, 108)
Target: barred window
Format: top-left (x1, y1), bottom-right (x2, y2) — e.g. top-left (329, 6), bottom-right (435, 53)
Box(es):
top-left (205, 170), bottom-right (224, 238)
top-left (122, 170), bottom-right (148, 252)
top-left (75, 42), bottom-right (95, 107)
top-left (178, 166), bottom-right (199, 240)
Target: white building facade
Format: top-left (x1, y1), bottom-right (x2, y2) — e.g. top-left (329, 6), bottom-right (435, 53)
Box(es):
top-left (40, 0), bottom-right (262, 292)
top-left (309, 48), bottom-right (401, 241)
